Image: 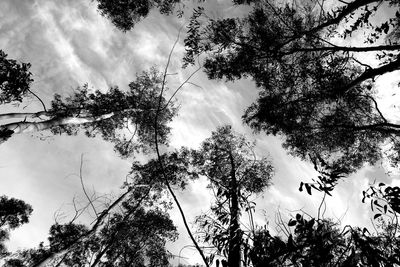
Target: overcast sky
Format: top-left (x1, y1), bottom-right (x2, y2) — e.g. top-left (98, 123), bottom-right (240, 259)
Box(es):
top-left (0, 0), bottom-right (399, 265)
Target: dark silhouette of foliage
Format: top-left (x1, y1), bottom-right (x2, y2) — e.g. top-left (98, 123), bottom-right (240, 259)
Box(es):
top-left (250, 214), bottom-right (400, 266)
top-left (0, 196), bottom-right (32, 258)
top-left (94, 0), bottom-right (181, 31)
top-left (363, 182), bottom-right (400, 221)
top-left (0, 50), bottom-right (33, 104)
top-left (184, 0), bottom-right (400, 175)
top-left (94, 0), bottom-right (256, 32)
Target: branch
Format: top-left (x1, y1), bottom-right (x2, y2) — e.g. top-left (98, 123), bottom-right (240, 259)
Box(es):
top-left (154, 36), bottom-right (210, 267)
top-left (344, 56), bottom-right (400, 92)
top-left (309, 0), bottom-right (381, 34)
top-left (27, 88), bottom-right (47, 112)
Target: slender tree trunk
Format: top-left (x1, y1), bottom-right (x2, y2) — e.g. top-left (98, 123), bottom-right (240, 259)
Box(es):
top-left (0, 107), bottom-right (150, 140)
top-left (0, 113), bottom-right (114, 134)
top-left (228, 151), bottom-right (241, 267)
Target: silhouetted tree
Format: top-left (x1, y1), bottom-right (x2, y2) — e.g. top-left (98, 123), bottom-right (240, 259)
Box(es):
top-left (250, 214), bottom-right (400, 266)
top-left (193, 126), bottom-right (274, 267)
top-left (184, 0), bottom-right (400, 174)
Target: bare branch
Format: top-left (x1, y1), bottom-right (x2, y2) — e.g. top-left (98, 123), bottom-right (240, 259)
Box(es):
top-left (154, 34), bottom-right (210, 267)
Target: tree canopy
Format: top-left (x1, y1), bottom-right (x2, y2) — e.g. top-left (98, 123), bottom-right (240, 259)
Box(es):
top-left (184, 0), bottom-right (400, 173)
top-left (94, 0), bottom-right (182, 31)
top-left (0, 50), bottom-right (33, 104)
top-left (0, 67), bottom-right (176, 157)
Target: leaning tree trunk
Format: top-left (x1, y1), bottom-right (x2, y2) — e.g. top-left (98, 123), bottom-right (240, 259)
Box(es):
top-left (0, 107), bottom-right (147, 141)
top-left (228, 151), bottom-right (241, 267)
top-left (1, 113), bottom-right (114, 134)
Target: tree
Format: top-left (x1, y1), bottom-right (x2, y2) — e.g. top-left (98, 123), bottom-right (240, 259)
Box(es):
top-left (0, 65), bottom-right (176, 157)
top-left (0, 196), bottom-right (33, 258)
top-left (193, 126), bottom-right (274, 267)
top-left (184, 0), bottom-right (400, 174)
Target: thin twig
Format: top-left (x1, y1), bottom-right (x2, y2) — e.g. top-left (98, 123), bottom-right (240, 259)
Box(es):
top-left (27, 88), bottom-right (47, 112)
top-left (317, 192), bottom-right (327, 220)
top-left (154, 34), bottom-right (210, 267)
top-left (79, 154), bottom-right (98, 218)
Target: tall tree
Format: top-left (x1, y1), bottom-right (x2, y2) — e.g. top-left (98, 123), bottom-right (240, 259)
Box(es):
top-left (193, 126), bottom-right (274, 267)
top-left (0, 66), bottom-right (176, 157)
top-left (93, 0), bottom-right (256, 32)
top-left (184, 0), bottom-right (400, 173)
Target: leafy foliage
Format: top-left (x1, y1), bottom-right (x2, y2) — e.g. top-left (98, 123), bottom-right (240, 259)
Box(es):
top-left (251, 215), bottom-right (400, 267)
top-left (0, 67), bottom-right (176, 157)
top-left (3, 149), bottom-right (198, 266)
top-left (95, 0), bottom-right (181, 31)
top-left (0, 50), bottom-right (33, 104)
top-left (0, 196), bottom-right (32, 258)
top-left (183, 0), bottom-right (400, 174)
top-left (193, 126), bottom-right (274, 266)
top-left (6, 209), bottom-right (176, 267)
top-left (52, 68), bottom-right (176, 157)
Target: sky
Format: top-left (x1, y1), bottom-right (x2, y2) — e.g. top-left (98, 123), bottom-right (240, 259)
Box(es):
top-left (0, 0), bottom-right (399, 265)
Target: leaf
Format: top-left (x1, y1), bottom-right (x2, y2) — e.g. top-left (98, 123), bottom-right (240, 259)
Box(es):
top-left (288, 219), bottom-right (297, 226)
top-left (362, 227), bottom-right (370, 235)
top-left (299, 182), bottom-right (303, 192)
top-left (379, 183), bottom-right (385, 187)
top-left (374, 214), bottom-right (382, 220)
top-left (307, 218), bottom-right (315, 228)
top-left (305, 183), bottom-right (312, 195)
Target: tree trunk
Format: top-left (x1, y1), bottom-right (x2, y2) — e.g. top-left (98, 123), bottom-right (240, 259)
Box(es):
top-left (0, 113), bottom-right (114, 134)
top-left (228, 151), bottom-right (241, 267)
top-left (0, 107), bottom-right (149, 140)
